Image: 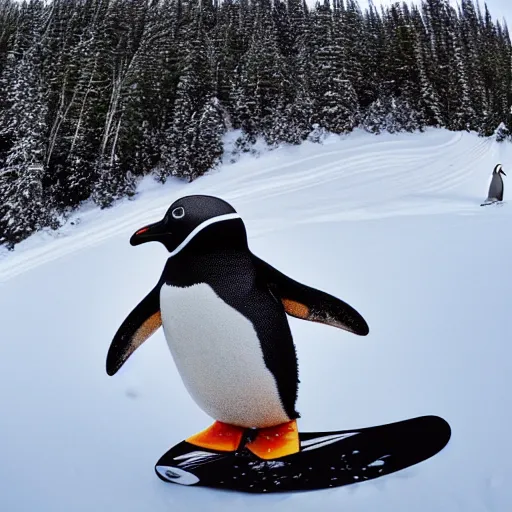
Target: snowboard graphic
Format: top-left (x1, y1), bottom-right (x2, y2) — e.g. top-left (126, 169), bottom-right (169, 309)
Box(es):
top-left (155, 414), bottom-right (451, 493)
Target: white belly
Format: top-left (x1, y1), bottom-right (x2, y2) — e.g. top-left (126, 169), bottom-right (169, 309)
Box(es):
top-left (159, 283), bottom-right (290, 428)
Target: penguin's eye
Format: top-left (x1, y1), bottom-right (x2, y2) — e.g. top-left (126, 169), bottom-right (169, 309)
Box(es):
top-left (172, 207), bottom-right (185, 219)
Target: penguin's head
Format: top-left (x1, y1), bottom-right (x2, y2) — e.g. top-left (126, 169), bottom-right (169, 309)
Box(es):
top-left (130, 195), bottom-right (247, 256)
top-left (494, 164), bottom-right (506, 176)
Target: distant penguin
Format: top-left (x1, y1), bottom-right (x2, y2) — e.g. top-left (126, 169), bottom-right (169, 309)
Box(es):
top-left (106, 195), bottom-right (369, 459)
top-left (481, 164), bottom-right (506, 206)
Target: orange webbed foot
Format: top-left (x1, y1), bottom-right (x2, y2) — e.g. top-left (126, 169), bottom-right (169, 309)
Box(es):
top-left (186, 421), bottom-right (245, 452)
top-left (245, 420), bottom-right (300, 459)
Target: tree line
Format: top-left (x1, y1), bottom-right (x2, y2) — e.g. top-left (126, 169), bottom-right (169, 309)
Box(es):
top-left (0, 0), bottom-right (510, 248)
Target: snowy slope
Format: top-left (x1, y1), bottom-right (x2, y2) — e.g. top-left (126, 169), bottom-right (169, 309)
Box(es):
top-left (1, 128), bottom-right (511, 512)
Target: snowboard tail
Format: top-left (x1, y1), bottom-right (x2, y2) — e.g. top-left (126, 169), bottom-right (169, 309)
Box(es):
top-left (155, 415), bottom-right (451, 493)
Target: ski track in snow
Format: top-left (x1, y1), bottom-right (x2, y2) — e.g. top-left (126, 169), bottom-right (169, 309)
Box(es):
top-left (0, 130), bottom-right (498, 283)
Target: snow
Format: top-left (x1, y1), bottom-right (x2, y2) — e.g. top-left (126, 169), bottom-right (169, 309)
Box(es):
top-left (1, 127), bottom-right (511, 511)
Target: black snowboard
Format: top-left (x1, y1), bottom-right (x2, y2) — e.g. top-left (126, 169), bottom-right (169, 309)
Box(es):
top-left (154, 415), bottom-right (451, 493)
top-left (480, 200), bottom-right (505, 206)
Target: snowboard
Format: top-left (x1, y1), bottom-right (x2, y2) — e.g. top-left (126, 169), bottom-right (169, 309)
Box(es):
top-left (154, 414), bottom-right (451, 493)
top-left (480, 199), bottom-right (504, 206)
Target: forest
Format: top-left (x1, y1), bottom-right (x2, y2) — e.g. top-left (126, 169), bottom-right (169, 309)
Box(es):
top-left (0, 0), bottom-right (510, 248)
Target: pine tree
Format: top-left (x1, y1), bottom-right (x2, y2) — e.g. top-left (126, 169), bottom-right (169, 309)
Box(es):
top-left (459, 0), bottom-right (488, 130)
top-left (448, 9), bottom-right (475, 132)
top-left (360, 1), bottom-right (386, 108)
top-left (311, 0), bottom-right (359, 134)
top-left (0, 1), bottom-right (57, 247)
top-left (159, 16), bottom-right (217, 182)
top-left (192, 97), bottom-right (226, 178)
top-left (411, 6), bottom-right (443, 128)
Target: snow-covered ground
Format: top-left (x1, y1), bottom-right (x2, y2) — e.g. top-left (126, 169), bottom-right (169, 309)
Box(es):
top-left (1, 128), bottom-right (511, 511)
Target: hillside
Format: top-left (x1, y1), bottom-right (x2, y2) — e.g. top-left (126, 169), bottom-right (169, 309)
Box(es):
top-left (0, 128), bottom-right (511, 512)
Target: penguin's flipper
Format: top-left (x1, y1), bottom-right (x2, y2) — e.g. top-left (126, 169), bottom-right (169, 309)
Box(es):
top-left (106, 285), bottom-right (162, 376)
top-left (252, 255), bottom-right (369, 336)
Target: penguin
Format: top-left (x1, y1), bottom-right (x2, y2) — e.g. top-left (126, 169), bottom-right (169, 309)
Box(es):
top-left (482, 164), bottom-right (506, 205)
top-left (106, 195), bottom-right (369, 459)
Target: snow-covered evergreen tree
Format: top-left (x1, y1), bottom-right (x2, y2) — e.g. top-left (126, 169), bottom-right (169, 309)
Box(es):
top-left (310, 1), bottom-right (360, 134)
top-left (448, 13), bottom-right (476, 132)
top-left (411, 6), bottom-right (443, 128)
top-left (0, 2), bottom-right (58, 247)
top-left (495, 121), bottom-right (511, 142)
top-left (159, 18), bottom-right (219, 182)
top-left (192, 97), bottom-right (226, 178)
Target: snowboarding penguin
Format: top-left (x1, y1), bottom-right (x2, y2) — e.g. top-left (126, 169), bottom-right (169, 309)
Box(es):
top-left (106, 194), bottom-right (369, 460)
top-left (481, 164), bottom-right (506, 206)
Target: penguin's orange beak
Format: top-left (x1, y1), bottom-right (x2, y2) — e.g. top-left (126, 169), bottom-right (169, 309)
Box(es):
top-left (130, 220), bottom-right (167, 246)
